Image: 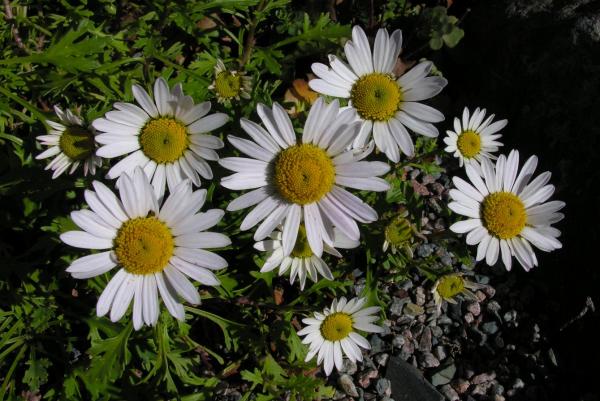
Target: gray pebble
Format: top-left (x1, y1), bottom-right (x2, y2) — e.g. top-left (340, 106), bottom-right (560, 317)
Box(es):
top-left (375, 378), bottom-right (392, 397)
top-left (338, 374), bottom-right (359, 397)
top-left (482, 321), bottom-right (499, 335)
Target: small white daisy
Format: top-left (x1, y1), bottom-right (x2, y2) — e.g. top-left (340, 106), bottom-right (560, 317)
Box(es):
top-left (432, 273), bottom-right (484, 310)
top-left (219, 98), bottom-right (390, 259)
top-left (297, 297), bottom-right (383, 375)
top-left (309, 26), bottom-right (447, 163)
top-left (60, 167), bottom-right (230, 329)
top-left (36, 106), bottom-right (102, 178)
top-left (443, 107), bottom-right (506, 167)
top-left (254, 225), bottom-right (359, 290)
top-left (208, 59), bottom-right (252, 104)
top-left (93, 77), bottom-right (228, 200)
top-left (449, 150), bottom-right (565, 271)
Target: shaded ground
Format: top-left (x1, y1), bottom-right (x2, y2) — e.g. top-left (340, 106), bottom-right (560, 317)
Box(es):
top-left (439, 1), bottom-right (600, 399)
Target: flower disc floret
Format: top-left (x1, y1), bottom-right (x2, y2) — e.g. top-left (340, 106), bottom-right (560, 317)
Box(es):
top-left (350, 73), bottom-right (402, 121)
top-left (481, 192), bottom-right (527, 239)
top-left (456, 130), bottom-right (482, 159)
top-left (272, 144), bottom-right (335, 205)
top-left (114, 216), bottom-right (174, 275)
top-left (215, 72), bottom-right (242, 99)
top-left (436, 274), bottom-right (466, 299)
top-left (59, 126), bottom-right (95, 161)
top-left (320, 312), bottom-right (353, 341)
top-left (139, 118), bottom-right (189, 164)
top-left (385, 216), bottom-right (413, 247)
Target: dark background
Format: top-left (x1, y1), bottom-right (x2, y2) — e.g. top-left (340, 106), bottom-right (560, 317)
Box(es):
top-left (442, 0), bottom-right (600, 399)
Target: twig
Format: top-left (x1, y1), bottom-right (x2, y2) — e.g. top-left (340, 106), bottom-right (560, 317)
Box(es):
top-left (239, 0), bottom-right (267, 68)
top-left (3, 0), bottom-right (27, 53)
top-left (560, 296), bottom-right (595, 331)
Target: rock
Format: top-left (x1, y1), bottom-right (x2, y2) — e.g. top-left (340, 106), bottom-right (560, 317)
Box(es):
top-left (471, 381), bottom-right (495, 396)
top-left (452, 378), bottom-right (470, 394)
top-left (471, 372), bottom-right (496, 385)
top-left (475, 290), bottom-right (487, 302)
top-left (391, 297), bottom-right (410, 316)
top-left (370, 334), bottom-right (385, 353)
top-left (433, 345), bottom-right (446, 361)
top-left (463, 312), bottom-right (474, 324)
top-left (439, 384), bottom-right (459, 401)
top-left (376, 378), bottom-right (392, 397)
top-left (465, 302), bottom-right (481, 316)
top-left (419, 327), bottom-right (433, 352)
top-left (431, 326), bottom-right (443, 338)
top-left (332, 390), bottom-right (346, 400)
top-left (399, 341), bottom-right (415, 360)
top-left (417, 243), bottom-right (435, 257)
top-left (430, 362), bottom-right (456, 386)
top-left (418, 352), bottom-right (440, 368)
top-left (385, 356), bottom-right (444, 401)
top-left (415, 287), bottom-right (426, 306)
top-left (341, 358), bottom-right (357, 375)
top-left (503, 310), bottom-right (517, 323)
top-left (487, 300), bottom-right (501, 313)
top-left (375, 353), bottom-right (390, 367)
top-left (483, 286), bottom-right (496, 298)
top-left (512, 378), bottom-right (525, 389)
top-left (338, 374), bottom-right (359, 397)
top-left (358, 369), bottom-right (378, 389)
top-left (404, 303), bottom-right (425, 317)
top-left (392, 335), bottom-right (406, 348)
top-left (437, 315), bottom-right (453, 325)
top-left (482, 321), bottom-right (499, 335)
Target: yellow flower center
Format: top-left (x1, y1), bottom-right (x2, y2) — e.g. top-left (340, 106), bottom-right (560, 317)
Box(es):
top-left (214, 71), bottom-right (242, 99)
top-left (114, 217), bottom-right (174, 275)
top-left (272, 144), bottom-right (335, 205)
top-left (351, 73), bottom-right (403, 121)
top-left (436, 274), bottom-right (465, 299)
top-left (59, 126), bottom-right (95, 161)
top-left (291, 225), bottom-right (313, 258)
top-left (139, 118), bottom-right (189, 164)
top-left (456, 130), bottom-right (481, 159)
top-left (385, 216), bottom-right (413, 247)
top-left (320, 312), bottom-right (353, 341)
top-left (481, 192), bottom-right (527, 239)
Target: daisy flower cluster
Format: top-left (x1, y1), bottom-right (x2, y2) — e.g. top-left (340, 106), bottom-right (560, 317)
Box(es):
top-left (34, 24), bottom-right (565, 378)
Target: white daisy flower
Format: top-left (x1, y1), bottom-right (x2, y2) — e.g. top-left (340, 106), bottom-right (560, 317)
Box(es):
top-left (431, 273), bottom-right (484, 310)
top-left (36, 106), bottom-right (102, 178)
top-left (449, 150), bottom-right (565, 271)
top-left (309, 26), bottom-right (447, 163)
top-left (93, 77), bottom-right (228, 200)
top-left (60, 167), bottom-right (230, 329)
top-left (443, 107), bottom-right (506, 167)
top-left (219, 98), bottom-right (390, 259)
top-left (254, 225), bottom-right (359, 290)
top-left (297, 297), bottom-right (383, 376)
top-left (208, 59), bottom-right (252, 104)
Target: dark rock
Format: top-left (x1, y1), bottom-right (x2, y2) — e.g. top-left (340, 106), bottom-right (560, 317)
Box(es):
top-left (471, 372), bottom-right (496, 385)
top-left (433, 345), bottom-right (447, 361)
top-left (392, 335), bottom-right (405, 348)
top-left (385, 356), bottom-right (444, 401)
top-left (391, 297), bottom-right (410, 316)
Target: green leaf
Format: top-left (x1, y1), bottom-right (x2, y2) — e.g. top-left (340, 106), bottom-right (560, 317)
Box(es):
top-left (23, 358), bottom-right (51, 391)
